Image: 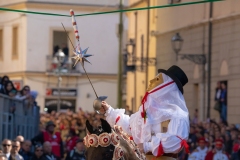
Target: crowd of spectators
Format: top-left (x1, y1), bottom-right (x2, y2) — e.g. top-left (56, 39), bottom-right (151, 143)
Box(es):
top-left (0, 75), bottom-right (38, 113)
top-left (0, 75), bottom-right (38, 109)
top-left (0, 135), bottom-right (85, 160)
top-left (0, 109), bottom-right (103, 160)
top-left (39, 109), bottom-right (104, 141)
top-left (0, 77), bottom-right (239, 160)
top-left (37, 108), bottom-right (240, 160)
top-left (0, 106), bottom-right (239, 159)
top-left (178, 115), bottom-right (240, 160)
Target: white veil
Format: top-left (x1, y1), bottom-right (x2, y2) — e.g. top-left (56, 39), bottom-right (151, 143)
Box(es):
top-left (129, 73), bottom-right (189, 144)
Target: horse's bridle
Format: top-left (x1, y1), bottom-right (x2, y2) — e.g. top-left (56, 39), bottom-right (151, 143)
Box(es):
top-left (84, 128), bottom-right (124, 160)
top-left (84, 125), bottom-right (146, 160)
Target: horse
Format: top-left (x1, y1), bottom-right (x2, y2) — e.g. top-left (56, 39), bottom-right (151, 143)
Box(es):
top-left (84, 118), bottom-right (145, 160)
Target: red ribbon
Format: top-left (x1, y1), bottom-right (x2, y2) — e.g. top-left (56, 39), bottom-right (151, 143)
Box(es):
top-left (155, 136), bottom-right (189, 158)
top-left (180, 140), bottom-right (189, 153)
top-left (157, 141), bottom-right (164, 157)
top-left (141, 81), bottom-right (174, 123)
top-left (115, 116), bottom-right (120, 125)
top-left (177, 136), bottom-right (190, 154)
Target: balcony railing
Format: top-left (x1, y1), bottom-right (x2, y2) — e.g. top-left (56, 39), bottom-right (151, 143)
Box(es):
top-left (46, 55), bottom-right (81, 74)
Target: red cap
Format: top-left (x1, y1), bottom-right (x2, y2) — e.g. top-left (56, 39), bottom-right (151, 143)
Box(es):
top-left (198, 137), bottom-right (206, 144)
top-left (215, 139), bottom-right (223, 147)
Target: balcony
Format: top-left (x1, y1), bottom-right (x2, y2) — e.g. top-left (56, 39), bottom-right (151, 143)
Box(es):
top-left (46, 55), bottom-right (81, 74)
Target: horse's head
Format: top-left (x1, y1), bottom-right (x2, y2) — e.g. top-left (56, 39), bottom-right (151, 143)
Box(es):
top-left (84, 118), bottom-right (143, 160)
top-left (84, 118), bottom-right (116, 160)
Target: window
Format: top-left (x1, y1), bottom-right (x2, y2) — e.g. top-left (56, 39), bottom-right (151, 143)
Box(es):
top-left (12, 26), bottom-right (18, 59)
top-left (0, 29), bottom-right (3, 60)
top-left (53, 31), bottom-right (68, 56)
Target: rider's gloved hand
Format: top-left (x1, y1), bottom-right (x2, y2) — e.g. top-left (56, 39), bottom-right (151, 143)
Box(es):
top-left (100, 101), bottom-right (110, 114)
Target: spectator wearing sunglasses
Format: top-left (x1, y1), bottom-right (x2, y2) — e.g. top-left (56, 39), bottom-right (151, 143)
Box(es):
top-left (1, 139), bottom-right (12, 159)
top-left (15, 86), bottom-right (31, 100)
top-left (30, 144), bottom-right (43, 160)
top-left (10, 140), bottom-right (23, 160)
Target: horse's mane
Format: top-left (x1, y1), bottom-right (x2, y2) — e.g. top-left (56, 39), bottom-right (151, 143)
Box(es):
top-left (119, 136), bottom-right (140, 160)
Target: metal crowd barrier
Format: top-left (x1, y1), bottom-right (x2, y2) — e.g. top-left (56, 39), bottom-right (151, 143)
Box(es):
top-left (0, 94), bottom-right (40, 141)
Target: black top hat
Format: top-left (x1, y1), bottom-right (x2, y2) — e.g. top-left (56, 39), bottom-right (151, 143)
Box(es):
top-left (158, 65), bottom-right (188, 94)
top-left (46, 121), bottom-right (56, 129)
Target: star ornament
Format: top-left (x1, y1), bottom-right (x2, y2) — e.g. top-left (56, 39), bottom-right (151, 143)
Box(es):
top-left (72, 47), bottom-right (93, 67)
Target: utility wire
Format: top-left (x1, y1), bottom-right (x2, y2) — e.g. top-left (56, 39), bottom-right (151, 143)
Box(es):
top-left (0, 0), bottom-right (222, 17)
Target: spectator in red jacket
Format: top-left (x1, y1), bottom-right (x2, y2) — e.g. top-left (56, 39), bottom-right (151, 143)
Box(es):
top-left (66, 128), bottom-right (79, 153)
top-left (205, 139), bottom-right (228, 160)
top-left (31, 121), bottom-right (64, 160)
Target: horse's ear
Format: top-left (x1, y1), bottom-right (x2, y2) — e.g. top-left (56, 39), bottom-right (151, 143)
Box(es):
top-left (86, 120), bottom-right (94, 134)
top-left (100, 118), bottom-right (111, 133)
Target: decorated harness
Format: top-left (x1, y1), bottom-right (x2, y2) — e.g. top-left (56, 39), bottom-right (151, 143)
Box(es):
top-left (84, 125), bottom-right (146, 160)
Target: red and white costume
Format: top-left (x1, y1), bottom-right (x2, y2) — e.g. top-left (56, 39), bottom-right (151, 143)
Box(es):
top-left (188, 146), bottom-right (208, 160)
top-left (196, 146), bottom-right (208, 160)
top-left (205, 139), bottom-right (228, 160)
top-left (213, 150), bottom-right (228, 160)
top-left (105, 73), bottom-right (189, 157)
top-left (189, 137), bottom-right (208, 160)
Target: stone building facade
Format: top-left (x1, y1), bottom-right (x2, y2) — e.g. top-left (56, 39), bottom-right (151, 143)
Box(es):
top-left (0, 0), bottom-right (128, 112)
top-left (154, 0), bottom-right (240, 124)
top-left (126, 0), bottom-right (240, 124)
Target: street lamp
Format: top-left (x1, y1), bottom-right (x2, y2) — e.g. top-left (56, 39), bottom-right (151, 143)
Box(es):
top-left (55, 49), bottom-right (65, 68)
top-left (171, 33), bottom-right (206, 64)
top-left (55, 49), bottom-right (65, 112)
top-left (171, 33), bottom-right (183, 57)
top-left (123, 39), bottom-right (136, 72)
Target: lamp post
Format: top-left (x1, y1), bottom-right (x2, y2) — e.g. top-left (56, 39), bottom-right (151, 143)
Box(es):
top-left (171, 32), bottom-right (207, 119)
top-left (55, 49), bottom-right (65, 112)
top-left (171, 33), bottom-right (206, 64)
top-left (171, 33), bottom-right (183, 61)
top-left (124, 39), bottom-right (136, 72)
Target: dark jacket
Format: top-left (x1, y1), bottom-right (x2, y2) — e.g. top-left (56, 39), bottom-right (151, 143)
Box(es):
top-left (19, 149), bottom-right (33, 160)
top-left (30, 155), bottom-right (43, 160)
top-left (188, 133), bottom-right (197, 152)
top-left (31, 132), bottom-right (64, 158)
top-left (65, 149), bottom-right (86, 160)
top-left (221, 89), bottom-right (227, 105)
top-left (41, 153), bottom-right (58, 160)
